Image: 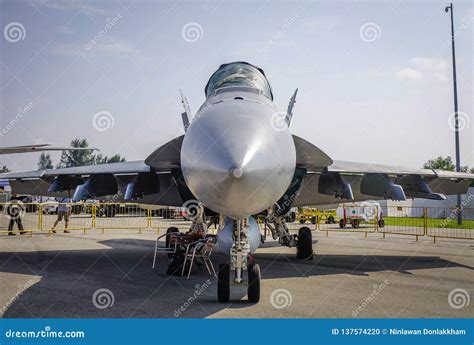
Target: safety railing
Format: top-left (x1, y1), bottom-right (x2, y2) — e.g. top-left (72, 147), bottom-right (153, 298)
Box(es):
top-left (0, 202), bottom-right (41, 236)
top-left (149, 207), bottom-right (193, 233)
top-left (1, 202), bottom-right (473, 242)
top-left (94, 203), bottom-right (148, 233)
top-left (315, 206), bottom-right (378, 237)
top-left (300, 205), bottom-right (474, 242)
top-left (41, 202), bottom-right (93, 235)
top-left (377, 206), bottom-right (426, 240)
top-left (0, 202), bottom-right (175, 236)
top-left (425, 207), bottom-right (474, 242)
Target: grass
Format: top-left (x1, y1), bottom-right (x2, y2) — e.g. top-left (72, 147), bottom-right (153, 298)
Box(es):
top-left (384, 217), bottom-right (474, 229)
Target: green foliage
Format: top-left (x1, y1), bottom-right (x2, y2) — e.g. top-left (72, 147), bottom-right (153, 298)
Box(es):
top-left (57, 138), bottom-right (125, 167)
top-left (423, 156), bottom-right (455, 171)
top-left (423, 156), bottom-right (474, 187)
top-left (37, 153), bottom-right (53, 169)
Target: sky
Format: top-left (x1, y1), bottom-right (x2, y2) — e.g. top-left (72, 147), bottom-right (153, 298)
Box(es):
top-left (0, 0), bottom-right (473, 172)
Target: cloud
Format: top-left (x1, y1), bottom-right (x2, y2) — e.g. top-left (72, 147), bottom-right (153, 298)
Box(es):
top-left (396, 57), bottom-right (449, 82)
top-left (396, 68), bottom-right (422, 80)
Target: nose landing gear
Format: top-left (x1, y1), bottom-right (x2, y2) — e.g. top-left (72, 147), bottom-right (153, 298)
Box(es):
top-left (217, 218), bottom-right (262, 303)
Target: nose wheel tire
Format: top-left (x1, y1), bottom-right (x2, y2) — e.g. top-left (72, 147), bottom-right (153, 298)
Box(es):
top-left (297, 227), bottom-right (313, 260)
top-left (247, 263), bottom-right (261, 303)
top-left (217, 263), bottom-right (230, 303)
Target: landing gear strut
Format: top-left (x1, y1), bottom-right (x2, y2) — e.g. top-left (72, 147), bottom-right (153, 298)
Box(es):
top-left (217, 218), bottom-right (262, 303)
top-left (266, 210), bottom-right (314, 260)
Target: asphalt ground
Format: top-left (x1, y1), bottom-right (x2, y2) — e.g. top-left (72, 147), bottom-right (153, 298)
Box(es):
top-left (0, 224), bottom-right (472, 318)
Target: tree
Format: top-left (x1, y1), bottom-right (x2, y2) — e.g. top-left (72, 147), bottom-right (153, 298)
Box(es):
top-left (57, 138), bottom-right (95, 168)
top-left (423, 156), bottom-right (455, 171)
top-left (0, 165), bottom-right (10, 173)
top-left (92, 153), bottom-right (126, 165)
top-left (423, 156), bottom-right (474, 187)
top-left (57, 138), bottom-right (126, 167)
top-left (38, 153), bottom-right (53, 169)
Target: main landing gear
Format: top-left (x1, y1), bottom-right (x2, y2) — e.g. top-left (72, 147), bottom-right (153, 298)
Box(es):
top-left (217, 218), bottom-right (262, 303)
top-left (266, 211), bottom-right (314, 260)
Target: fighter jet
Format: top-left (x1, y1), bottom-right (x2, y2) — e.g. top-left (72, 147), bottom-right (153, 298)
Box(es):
top-left (2, 61), bottom-right (473, 303)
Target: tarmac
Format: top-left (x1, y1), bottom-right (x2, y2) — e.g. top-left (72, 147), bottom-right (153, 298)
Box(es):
top-left (0, 225), bottom-right (472, 318)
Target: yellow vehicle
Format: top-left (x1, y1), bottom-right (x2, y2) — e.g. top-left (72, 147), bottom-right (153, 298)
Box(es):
top-left (297, 208), bottom-right (336, 224)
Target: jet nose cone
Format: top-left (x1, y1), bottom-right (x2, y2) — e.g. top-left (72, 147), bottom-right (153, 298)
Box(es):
top-left (181, 100), bottom-right (296, 219)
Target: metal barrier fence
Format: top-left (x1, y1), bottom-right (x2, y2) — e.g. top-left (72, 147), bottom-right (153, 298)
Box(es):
top-left (1, 202), bottom-right (473, 242)
top-left (314, 205), bottom-right (474, 242)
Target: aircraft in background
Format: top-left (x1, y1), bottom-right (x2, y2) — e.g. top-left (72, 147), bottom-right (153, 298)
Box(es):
top-left (2, 61), bottom-right (473, 303)
top-left (0, 144), bottom-right (98, 154)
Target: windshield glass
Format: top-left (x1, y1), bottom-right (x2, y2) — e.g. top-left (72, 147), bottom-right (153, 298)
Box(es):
top-left (205, 62), bottom-right (273, 100)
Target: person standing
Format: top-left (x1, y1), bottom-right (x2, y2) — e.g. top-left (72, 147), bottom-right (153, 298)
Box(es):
top-left (6, 195), bottom-right (26, 236)
top-left (51, 197), bottom-right (71, 234)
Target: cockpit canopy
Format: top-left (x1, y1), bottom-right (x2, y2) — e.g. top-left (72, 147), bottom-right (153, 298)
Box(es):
top-left (205, 62), bottom-right (273, 100)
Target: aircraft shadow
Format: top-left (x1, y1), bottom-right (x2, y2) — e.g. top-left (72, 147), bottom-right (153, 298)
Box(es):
top-left (0, 238), bottom-right (471, 318)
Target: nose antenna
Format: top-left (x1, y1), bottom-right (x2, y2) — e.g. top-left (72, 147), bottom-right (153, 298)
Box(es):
top-left (231, 166), bottom-right (244, 179)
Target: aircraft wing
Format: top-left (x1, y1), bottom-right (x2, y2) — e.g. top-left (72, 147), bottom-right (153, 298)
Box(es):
top-left (0, 160), bottom-right (186, 207)
top-left (0, 144), bottom-right (99, 154)
top-left (293, 159), bottom-right (474, 207)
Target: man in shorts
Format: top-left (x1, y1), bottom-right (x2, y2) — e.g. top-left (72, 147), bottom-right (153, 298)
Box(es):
top-left (51, 197), bottom-right (71, 233)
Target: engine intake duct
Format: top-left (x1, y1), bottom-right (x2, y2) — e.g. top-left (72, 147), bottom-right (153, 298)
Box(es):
top-left (360, 173), bottom-right (406, 201)
top-left (395, 175), bottom-right (446, 200)
top-left (318, 172), bottom-right (354, 200)
top-left (124, 172), bottom-right (160, 200)
top-left (73, 174), bottom-right (118, 201)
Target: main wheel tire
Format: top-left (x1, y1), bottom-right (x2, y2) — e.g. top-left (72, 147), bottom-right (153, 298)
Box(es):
top-left (297, 227), bottom-right (313, 260)
top-left (339, 219), bottom-right (345, 228)
top-left (247, 263), bottom-right (261, 303)
top-left (328, 215), bottom-right (335, 224)
top-left (217, 263), bottom-right (230, 303)
top-left (378, 219), bottom-right (385, 228)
